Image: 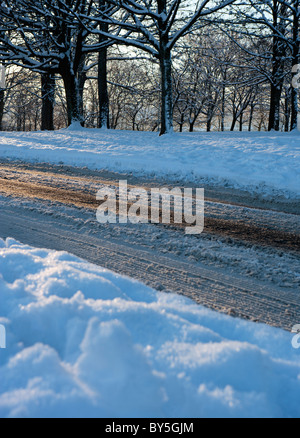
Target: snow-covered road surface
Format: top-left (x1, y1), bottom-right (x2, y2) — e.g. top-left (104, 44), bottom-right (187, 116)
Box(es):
top-left (0, 160), bottom-right (299, 331)
top-left (0, 209), bottom-right (299, 331)
top-left (0, 160), bottom-right (299, 249)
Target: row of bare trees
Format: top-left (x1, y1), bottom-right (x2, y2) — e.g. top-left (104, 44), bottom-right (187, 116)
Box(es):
top-left (0, 0), bottom-right (299, 135)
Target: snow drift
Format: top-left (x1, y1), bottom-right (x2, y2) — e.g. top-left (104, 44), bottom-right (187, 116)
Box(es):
top-left (0, 238), bottom-right (299, 418)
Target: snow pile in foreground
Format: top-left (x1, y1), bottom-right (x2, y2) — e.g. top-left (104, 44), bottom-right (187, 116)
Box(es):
top-left (0, 238), bottom-right (299, 418)
top-left (0, 128), bottom-right (299, 199)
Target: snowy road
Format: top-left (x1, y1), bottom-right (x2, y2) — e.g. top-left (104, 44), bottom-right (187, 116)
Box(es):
top-left (0, 159), bottom-right (299, 331)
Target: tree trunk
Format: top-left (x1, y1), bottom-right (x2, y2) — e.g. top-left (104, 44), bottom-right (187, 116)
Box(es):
top-left (62, 71), bottom-right (83, 127)
top-left (207, 102), bottom-right (214, 132)
top-left (290, 86), bottom-right (298, 131)
top-left (230, 113), bottom-right (237, 131)
top-left (284, 91), bottom-right (291, 132)
top-left (221, 83), bottom-right (226, 132)
top-left (268, 2), bottom-right (287, 131)
top-left (157, 0), bottom-right (173, 136)
top-left (268, 82), bottom-right (283, 131)
top-left (41, 73), bottom-right (55, 131)
top-left (207, 116), bottom-right (212, 132)
top-left (248, 104), bottom-right (255, 132)
top-left (0, 89), bottom-right (4, 131)
top-left (179, 113), bottom-right (184, 132)
top-left (78, 57), bottom-right (87, 125)
top-left (98, 46), bottom-right (110, 129)
top-left (239, 113), bottom-right (243, 131)
top-left (97, 0), bottom-right (110, 130)
top-left (159, 47), bottom-right (173, 136)
top-left (290, 0), bottom-right (299, 131)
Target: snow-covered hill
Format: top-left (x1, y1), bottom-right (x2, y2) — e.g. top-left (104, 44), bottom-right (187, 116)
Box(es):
top-left (0, 127), bottom-right (299, 199)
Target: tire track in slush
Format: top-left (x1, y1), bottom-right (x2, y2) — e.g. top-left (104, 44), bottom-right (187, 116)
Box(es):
top-left (0, 164), bottom-right (299, 252)
top-left (0, 210), bottom-right (299, 332)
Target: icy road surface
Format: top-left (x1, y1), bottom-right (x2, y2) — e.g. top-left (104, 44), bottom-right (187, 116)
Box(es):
top-left (0, 160), bottom-right (299, 331)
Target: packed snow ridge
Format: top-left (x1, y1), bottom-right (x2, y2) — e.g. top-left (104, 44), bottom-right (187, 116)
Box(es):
top-left (0, 128), bottom-right (299, 199)
top-left (0, 238), bottom-right (300, 418)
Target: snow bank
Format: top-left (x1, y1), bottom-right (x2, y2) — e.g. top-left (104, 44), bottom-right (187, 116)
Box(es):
top-left (0, 128), bottom-right (299, 199)
top-left (0, 238), bottom-right (299, 418)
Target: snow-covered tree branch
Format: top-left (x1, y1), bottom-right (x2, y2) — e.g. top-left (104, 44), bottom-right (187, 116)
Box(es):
top-left (81, 0), bottom-right (237, 135)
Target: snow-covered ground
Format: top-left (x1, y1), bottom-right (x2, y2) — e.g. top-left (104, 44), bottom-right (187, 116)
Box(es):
top-left (0, 128), bottom-right (299, 417)
top-left (0, 127), bottom-right (299, 199)
top-left (0, 238), bottom-right (299, 418)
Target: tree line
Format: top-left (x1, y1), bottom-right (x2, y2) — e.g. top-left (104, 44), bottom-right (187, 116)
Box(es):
top-left (0, 0), bottom-right (299, 135)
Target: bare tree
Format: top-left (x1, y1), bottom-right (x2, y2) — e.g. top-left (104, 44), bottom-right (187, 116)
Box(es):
top-left (226, 0), bottom-right (299, 131)
top-left (83, 0), bottom-right (236, 135)
top-left (0, 0), bottom-right (115, 127)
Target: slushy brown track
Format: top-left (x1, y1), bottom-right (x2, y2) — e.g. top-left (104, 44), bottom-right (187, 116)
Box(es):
top-left (0, 162), bottom-right (299, 252)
